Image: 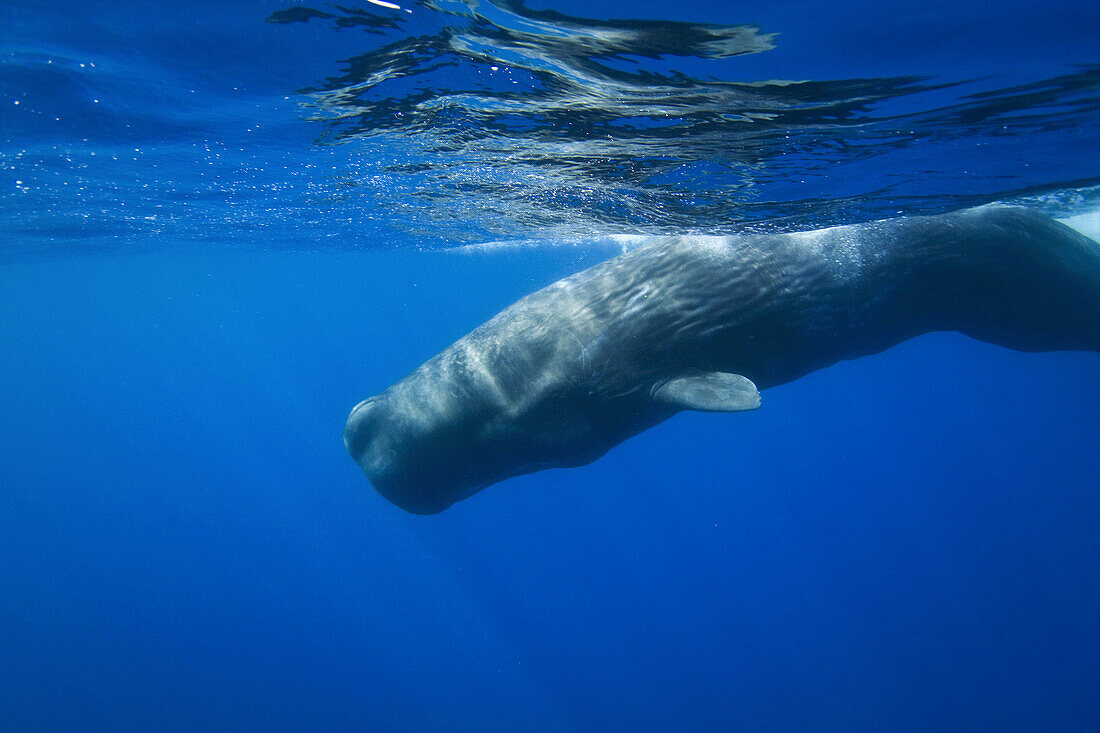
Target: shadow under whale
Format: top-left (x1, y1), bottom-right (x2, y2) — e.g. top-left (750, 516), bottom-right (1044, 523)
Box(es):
top-left (345, 206), bottom-right (1100, 514)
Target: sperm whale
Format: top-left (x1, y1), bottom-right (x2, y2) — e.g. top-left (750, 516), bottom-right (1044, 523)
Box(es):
top-left (345, 206), bottom-right (1100, 514)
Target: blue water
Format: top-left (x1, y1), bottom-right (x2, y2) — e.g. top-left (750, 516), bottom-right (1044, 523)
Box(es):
top-left (2, 0), bottom-right (1099, 730)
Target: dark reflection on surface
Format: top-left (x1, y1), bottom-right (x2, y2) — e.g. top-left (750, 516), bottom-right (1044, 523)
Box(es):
top-left (273, 0), bottom-right (1100, 240)
top-left (267, 4), bottom-right (405, 33)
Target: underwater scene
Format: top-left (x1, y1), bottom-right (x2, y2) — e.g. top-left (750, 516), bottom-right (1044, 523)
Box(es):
top-left (2, 0), bottom-right (1099, 729)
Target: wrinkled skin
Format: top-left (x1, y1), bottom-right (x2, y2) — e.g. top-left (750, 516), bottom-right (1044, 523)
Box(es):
top-left (345, 206), bottom-right (1100, 513)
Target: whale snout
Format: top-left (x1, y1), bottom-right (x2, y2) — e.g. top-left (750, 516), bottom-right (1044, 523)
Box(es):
top-left (343, 389), bottom-right (493, 514)
top-left (343, 398), bottom-right (375, 455)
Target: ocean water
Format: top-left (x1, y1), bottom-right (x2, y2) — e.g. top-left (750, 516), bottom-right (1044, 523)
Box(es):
top-left (2, 0), bottom-right (1099, 730)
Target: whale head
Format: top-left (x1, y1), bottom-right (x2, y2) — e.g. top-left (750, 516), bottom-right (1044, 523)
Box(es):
top-left (343, 390), bottom-right (495, 515)
top-left (343, 352), bottom-right (762, 513)
top-left (342, 339), bottom-right (648, 514)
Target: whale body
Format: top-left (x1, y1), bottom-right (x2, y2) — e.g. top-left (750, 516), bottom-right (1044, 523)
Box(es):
top-left (345, 206), bottom-right (1100, 514)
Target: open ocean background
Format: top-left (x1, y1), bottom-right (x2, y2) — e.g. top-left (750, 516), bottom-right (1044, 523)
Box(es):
top-left (2, 0), bottom-right (1099, 729)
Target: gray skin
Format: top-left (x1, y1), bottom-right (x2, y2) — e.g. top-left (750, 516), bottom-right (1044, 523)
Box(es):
top-left (345, 206), bottom-right (1100, 514)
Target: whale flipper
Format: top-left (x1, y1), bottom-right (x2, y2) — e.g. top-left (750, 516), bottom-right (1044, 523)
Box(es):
top-left (652, 370), bottom-right (761, 412)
